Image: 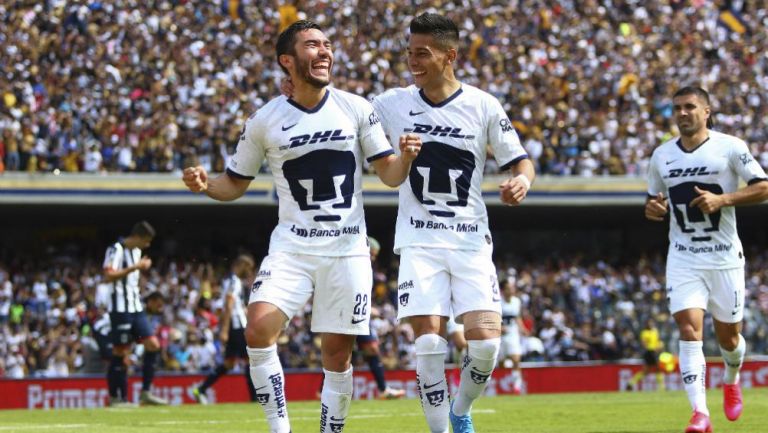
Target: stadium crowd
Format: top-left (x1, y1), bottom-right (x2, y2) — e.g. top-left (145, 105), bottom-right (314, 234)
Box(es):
top-left (2, 246), bottom-right (768, 378)
top-left (2, 1), bottom-right (768, 176)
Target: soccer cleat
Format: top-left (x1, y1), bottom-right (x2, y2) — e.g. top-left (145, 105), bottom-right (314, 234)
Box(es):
top-left (140, 390), bottom-right (169, 406)
top-left (723, 383), bottom-right (743, 421)
top-left (684, 411), bottom-right (712, 433)
top-left (449, 400), bottom-right (475, 433)
top-left (108, 398), bottom-right (137, 408)
top-left (192, 387), bottom-right (209, 405)
top-left (378, 386), bottom-right (406, 400)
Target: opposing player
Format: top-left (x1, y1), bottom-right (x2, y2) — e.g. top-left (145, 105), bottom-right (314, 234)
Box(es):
top-left (499, 279), bottom-right (525, 395)
top-left (373, 13), bottom-right (535, 433)
top-left (626, 318), bottom-right (665, 391)
top-left (182, 20), bottom-right (420, 433)
top-left (645, 86), bottom-right (768, 432)
top-left (193, 254), bottom-right (256, 404)
top-left (103, 221), bottom-right (168, 406)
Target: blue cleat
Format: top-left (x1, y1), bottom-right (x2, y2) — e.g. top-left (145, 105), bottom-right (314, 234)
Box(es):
top-left (449, 400), bottom-right (475, 433)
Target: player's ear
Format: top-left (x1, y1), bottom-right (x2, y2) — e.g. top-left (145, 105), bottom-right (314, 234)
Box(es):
top-left (279, 54), bottom-right (293, 72)
top-left (446, 48), bottom-right (457, 65)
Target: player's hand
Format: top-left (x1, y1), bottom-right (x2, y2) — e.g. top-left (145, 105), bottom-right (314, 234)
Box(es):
top-left (644, 192), bottom-right (668, 221)
top-left (183, 166), bottom-right (209, 193)
top-left (690, 186), bottom-right (724, 214)
top-left (399, 134), bottom-right (421, 162)
top-left (137, 256), bottom-right (152, 271)
top-left (499, 175), bottom-right (530, 206)
top-left (280, 77), bottom-right (295, 98)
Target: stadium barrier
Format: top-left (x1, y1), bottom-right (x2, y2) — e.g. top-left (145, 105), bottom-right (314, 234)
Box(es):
top-left (3, 360), bottom-right (767, 410)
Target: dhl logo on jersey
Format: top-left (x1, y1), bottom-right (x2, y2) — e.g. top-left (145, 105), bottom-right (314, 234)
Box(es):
top-left (405, 123), bottom-right (476, 140)
top-left (282, 129), bottom-right (355, 150)
top-left (665, 166), bottom-right (718, 178)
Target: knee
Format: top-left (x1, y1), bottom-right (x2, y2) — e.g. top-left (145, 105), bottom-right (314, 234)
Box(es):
top-left (467, 338), bottom-right (501, 361)
top-left (678, 324), bottom-right (701, 341)
top-left (415, 334), bottom-right (448, 356)
top-left (245, 322), bottom-right (278, 348)
top-left (143, 336), bottom-right (161, 352)
top-left (719, 334), bottom-right (740, 351)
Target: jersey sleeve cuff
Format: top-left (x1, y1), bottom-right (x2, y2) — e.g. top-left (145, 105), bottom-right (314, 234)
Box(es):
top-left (747, 177), bottom-right (768, 185)
top-left (226, 167), bottom-right (255, 180)
top-left (366, 149), bottom-right (395, 163)
top-left (499, 154), bottom-right (529, 171)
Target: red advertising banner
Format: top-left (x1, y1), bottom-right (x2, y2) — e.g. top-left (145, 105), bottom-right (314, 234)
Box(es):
top-left (2, 361), bottom-right (767, 410)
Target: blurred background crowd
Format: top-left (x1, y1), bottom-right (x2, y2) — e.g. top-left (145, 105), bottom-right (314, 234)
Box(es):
top-left (1, 0), bottom-right (768, 176)
top-left (2, 244), bottom-right (768, 378)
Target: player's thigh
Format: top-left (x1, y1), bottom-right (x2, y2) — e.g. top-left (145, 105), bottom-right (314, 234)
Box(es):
top-left (396, 247), bottom-right (451, 320)
top-left (225, 328), bottom-right (248, 359)
top-left (449, 249), bottom-right (501, 321)
top-left (132, 313), bottom-right (157, 348)
top-left (705, 267), bottom-right (745, 323)
top-left (312, 255), bottom-right (372, 335)
top-left (666, 267), bottom-right (708, 316)
top-left (249, 252), bottom-right (314, 323)
top-left (109, 312), bottom-right (134, 347)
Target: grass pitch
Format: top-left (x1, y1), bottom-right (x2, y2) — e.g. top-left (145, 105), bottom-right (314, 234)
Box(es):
top-left (1, 388), bottom-right (766, 432)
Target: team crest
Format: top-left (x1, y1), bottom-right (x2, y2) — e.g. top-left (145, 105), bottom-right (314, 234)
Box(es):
top-left (425, 390), bottom-right (445, 406)
top-left (470, 367), bottom-right (491, 384)
top-left (399, 293), bottom-right (410, 306)
top-left (738, 152), bottom-right (753, 166)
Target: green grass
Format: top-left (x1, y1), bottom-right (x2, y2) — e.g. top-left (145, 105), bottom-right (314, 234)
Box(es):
top-left (1, 389), bottom-right (767, 432)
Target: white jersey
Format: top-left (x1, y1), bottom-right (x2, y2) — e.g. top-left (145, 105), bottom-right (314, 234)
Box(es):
top-left (221, 273), bottom-right (247, 330)
top-left (373, 85), bottom-right (527, 253)
top-left (103, 241), bottom-right (143, 313)
top-left (647, 130), bottom-right (767, 269)
top-left (501, 296), bottom-right (521, 334)
top-left (228, 88), bottom-right (394, 256)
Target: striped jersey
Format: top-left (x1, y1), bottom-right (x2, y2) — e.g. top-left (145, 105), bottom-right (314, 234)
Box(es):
top-left (501, 295), bottom-right (522, 333)
top-left (221, 273), bottom-right (247, 330)
top-left (103, 240), bottom-right (143, 313)
top-left (227, 87), bottom-right (394, 257)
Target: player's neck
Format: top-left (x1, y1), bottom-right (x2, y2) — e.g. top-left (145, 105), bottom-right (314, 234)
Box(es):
top-left (420, 77), bottom-right (461, 105)
top-left (290, 84), bottom-right (327, 110)
top-left (679, 128), bottom-right (709, 151)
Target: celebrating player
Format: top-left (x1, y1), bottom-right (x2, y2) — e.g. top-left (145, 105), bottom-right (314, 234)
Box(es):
top-left (373, 13), bottom-right (535, 433)
top-left (182, 20), bottom-right (420, 433)
top-left (645, 86), bottom-right (768, 432)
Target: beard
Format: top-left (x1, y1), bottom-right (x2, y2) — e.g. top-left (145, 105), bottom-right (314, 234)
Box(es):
top-left (296, 57), bottom-right (330, 89)
top-left (677, 121), bottom-right (700, 137)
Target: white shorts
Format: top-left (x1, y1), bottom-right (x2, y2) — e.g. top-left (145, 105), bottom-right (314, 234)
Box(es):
top-left (666, 266), bottom-right (745, 323)
top-left (249, 252), bottom-right (372, 335)
top-left (396, 247), bottom-right (501, 322)
top-left (501, 329), bottom-right (523, 357)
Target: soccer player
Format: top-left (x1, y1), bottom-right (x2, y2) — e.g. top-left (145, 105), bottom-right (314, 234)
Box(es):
top-left (373, 13), bottom-right (535, 433)
top-left (193, 254), bottom-right (256, 404)
top-left (645, 86), bottom-right (768, 432)
top-left (182, 20), bottom-right (420, 433)
top-left (626, 318), bottom-right (665, 391)
top-left (499, 279), bottom-right (525, 395)
top-left (103, 221), bottom-right (168, 406)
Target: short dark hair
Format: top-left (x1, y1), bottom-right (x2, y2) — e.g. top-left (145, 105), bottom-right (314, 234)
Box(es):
top-left (144, 291), bottom-right (165, 304)
top-left (410, 13), bottom-right (459, 50)
top-left (130, 220), bottom-right (156, 238)
top-left (276, 20), bottom-right (322, 74)
top-left (673, 86), bottom-right (714, 128)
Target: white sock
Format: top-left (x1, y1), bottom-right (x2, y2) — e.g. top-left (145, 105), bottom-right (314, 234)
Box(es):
top-left (453, 338), bottom-right (500, 416)
top-left (720, 334), bottom-right (746, 385)
top-left (679, 340), bottom-right (708, 416)
top-left (512, 370), bottom-right (522, 390)
top-left (247, 345), bottom-right (291, 433)
top-left (415, 334), bottom-right (449, 433)
top-left (320, 367), bottom-right (353, 433)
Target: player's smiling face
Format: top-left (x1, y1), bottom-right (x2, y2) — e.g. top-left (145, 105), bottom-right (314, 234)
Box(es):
top-left (407, 33), bottom-right (453, 89)
top-left (292, 29), bottom-right (333, 88)
top-left (673, 94), bottom-right (710, 136)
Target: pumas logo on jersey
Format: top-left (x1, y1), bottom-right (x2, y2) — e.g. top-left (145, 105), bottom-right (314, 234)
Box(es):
top-left (404, 123), bottom-right (476, 139)
top-left (665, 166), bottom-right (716, 178)
top-left (738, 152), bottom-right (754, 166)
top-left (251, 281), bottom-right (262, 293)
top-left (369, 111), bottom-right (380, 126)
top-left (282, 129), bottom-right (354, 150)
top-left (399, 293), bottom-right (410, 306)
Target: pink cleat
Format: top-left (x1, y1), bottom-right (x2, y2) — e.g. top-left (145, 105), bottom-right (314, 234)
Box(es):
top-left (723, 383), bottom-right (743, 421)
top-left (685, 411), bottom-right (712, 433)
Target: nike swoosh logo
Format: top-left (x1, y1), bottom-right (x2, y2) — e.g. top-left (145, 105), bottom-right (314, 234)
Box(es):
top-left (330, 416), bottom-right (346, 421)
top-left (423, 381), bottom-right (443, 389)
top-left (409, 110), bottom-right (424, 116)
top-left (665, 160), bottom-right (677, 165)
top-left (351, 318), bottom-right (366, 324)
top-left (281, 123), bottom-right (298, 131)
top-left (492, 297), bottom-right (500, 302)
top-left (254, 385), bottom-right (268, 391)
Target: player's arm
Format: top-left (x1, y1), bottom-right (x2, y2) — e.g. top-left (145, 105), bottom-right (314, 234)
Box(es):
top-left (103, 257), bottom-right (151, 282)
top-left (644, 193), bottom-right (668, 221)
top-left (371, 134), bottom-right (422, 187)
top-left (690, 180), bottom-right (768, 214)
top-left (183, 166), bottom-right (252, 201)
top-left (500, 158), bottom-right (535, 206)
top-left (218, 293), bottom-right (233, 343)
